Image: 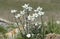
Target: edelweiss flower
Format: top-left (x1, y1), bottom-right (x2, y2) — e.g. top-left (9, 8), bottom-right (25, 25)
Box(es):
top-left (34, 7), bottom-right (42, 13)
top-left (35, 23), bottom-right (38, 26)
top-left (22, 4), bottom-right (29, 9)
top-left (33, 13), bottom-right (38, 18)
top-left (31, 17), bottom-right (35, 21)
top-left (15, 15), bottom-right (19, 19)
top-left (28, 6), bottom-right (33, 11)
top-left (34, 9), bottom-right (38, 13)
top-left (20, 10), bottom-right (25, 15)
top-left (56, 21), bottom-right (60, 24)
top-left (38, 11), bottom-right (44, 16)
top-left (11, 10), bottom-right (17, 13)
top-left (15, 14), bottom-right (21, 19)
top-left (28, 15), bottom-right (35, 21)
top-left (26, 34), bottom-right (31, 38)
top-left (17, 14), bottom-right (21, 17)
top-left (24, 24), bottom-right (26, 27)
top-left (34, 7), bottom-right (44, 16)
top-left (24, 24), bottom-right (27, 30)
top-left (28, 15), bottom-right (32, 20)
top-left (37, 6), bottom-right (43, 11)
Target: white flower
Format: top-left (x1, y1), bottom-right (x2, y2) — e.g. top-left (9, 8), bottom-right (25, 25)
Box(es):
top-left (31, 17), bottom-right (35, 21)
top-left (11, 10), bottom-right (17, 13)
top-left (17, 14), bottom-right (21, 17)
top-left (28, 15), bottom-right (35, 21)
top-left (34, 7), bottom-right (42, 13)
top-left (15, 15), bottom-right (19, 19)
top-left (15, 14), bottom-right (21, 19)
top-left (35, 23), bottom-right (38, 26)
top-left (24, 24), bottom-right (26, 27)
top-left (38, 11), bottom-right (44, 16)
top-left (22, 4), bottom-right (33, 11)
top-left (34, 9), bottom-right (38, 13)
top-left (28, 6), bottom-right (33, 11)
top-left (24, 24), bottom-right (27, 30)
top-left (33, 13), bottom-right (38, 17)
top-left (22, 4), bottom-right (29, 9)
top-left (26, 34), bottom-right (31, 38)
top-left (28, 15), bottom-right (31, 20)
top-left (56, 21), bottom-right (60, 24)
top-left (37, 6), bottom-right (43, 11)
top-left (20, 10), bottom-right (25, 15)
top-left (24, 24), bottom-right (26, 28)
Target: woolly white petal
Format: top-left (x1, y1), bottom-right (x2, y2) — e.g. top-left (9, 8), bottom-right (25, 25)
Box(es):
top-left (37, 6), bottom-right (43, 11)
top-left (11, 10), bottom-right (17, 13)
top-left (22, 4), bottom-right (29, 9)
top-left (28, 6), bottom-right (33, 11)
top-left (38, 11), bottom-right (44, 16)
top-left (26, 34), bottom-right (31, 38)
top-left (20, 10), bottom-right (25, 15)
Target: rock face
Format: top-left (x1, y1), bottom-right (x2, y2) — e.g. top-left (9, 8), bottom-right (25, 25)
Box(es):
top-left (45, 33), bottom-right (60, 39)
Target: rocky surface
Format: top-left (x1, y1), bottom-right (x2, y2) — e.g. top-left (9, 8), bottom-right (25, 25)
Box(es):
top-left (0, 18), bottom-right (14, 27)
top-left (45, 33), bottom-right (60, 39)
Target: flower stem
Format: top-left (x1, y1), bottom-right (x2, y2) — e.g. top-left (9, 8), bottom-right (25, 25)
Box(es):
top-left (41, 15), bottom-right (44, 39)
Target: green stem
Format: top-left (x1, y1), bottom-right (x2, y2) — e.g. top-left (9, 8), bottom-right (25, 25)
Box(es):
top-left (41, 15), bottom-right (44, 39)
top-left (13, 13), bottom-right (22, 35)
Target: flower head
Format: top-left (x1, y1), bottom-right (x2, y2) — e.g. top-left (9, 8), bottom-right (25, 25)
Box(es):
top-left (34, 7), bottom-right (42, 13)
top-left (22, 4), bottom-right (33, 12)
top-left (28, 15), bottom-right (35, 21)
top-left (17, 14), bottom-right (21, 17)
top-left (28, 15), bottom-right (32, 20)
top-left (26, 34), bottom-right (31, 38)
top-left (56, 21), bottom-right (60, 24)
top-left (28, 6), bottom-right (33, 11)
top-left (34, 7), bottom-right (44, 16)
top-left (15, 14), bottom-right (21, 19)
top-left (22, 4), bottom-right (29, 9)
top-left (34, 9), bottom-right (38, 13)
top-left (15, 15), bottom-right (19, 19)
top-left (31, 17), bottom-right (35, 21)
top-left (20, 10), bottom-right (25, 15)
top-left (37, 6), bottom-right (43, 11)
top-left (35, 23), bottom-right (38, 26)
top-left (33, 13), bottom-right (38, 18)
top-left (24, 24), bottom-right (26, 27)
top-left (38, 11), bottom-right (44, 16)
top-left (11, 9), bottom-right (17, 13)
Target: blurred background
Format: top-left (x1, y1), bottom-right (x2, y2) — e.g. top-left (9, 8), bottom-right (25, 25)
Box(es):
top-left (0, 0), bottom-right (60, 21)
